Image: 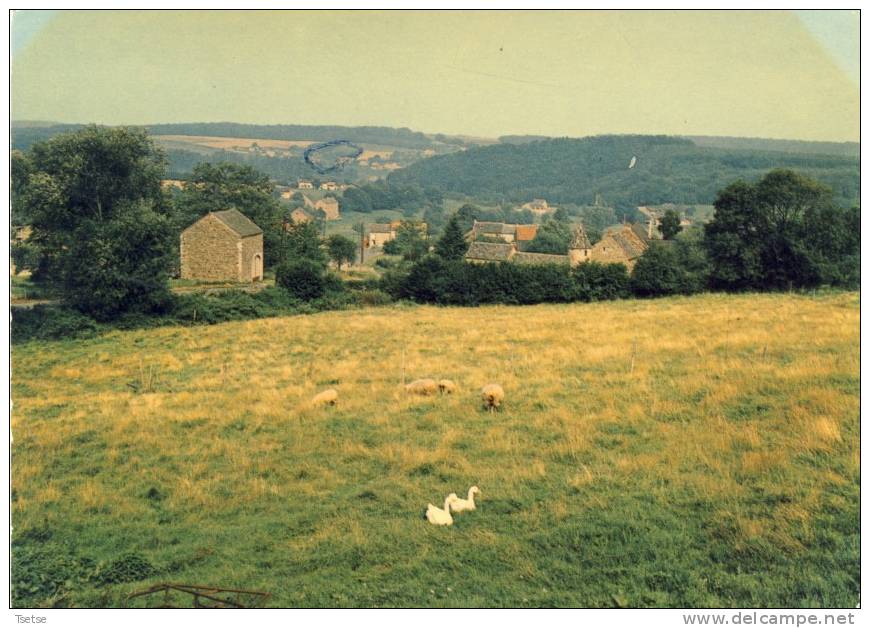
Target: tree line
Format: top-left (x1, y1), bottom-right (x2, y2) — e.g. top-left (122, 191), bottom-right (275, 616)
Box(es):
top-left (388, 135), bottom-right (859, 210)
top-left (10, 126), bottom-right (859, 336)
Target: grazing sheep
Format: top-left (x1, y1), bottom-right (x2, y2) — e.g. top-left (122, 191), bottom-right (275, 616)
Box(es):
top-left (481, 384), bottom-right (504, 412)
top-left (405, 378), bottom-right (438, 396)
top-left (438, 379), bottom-right (457, 395)
top-left (311, 388), bottom-right (338, 407)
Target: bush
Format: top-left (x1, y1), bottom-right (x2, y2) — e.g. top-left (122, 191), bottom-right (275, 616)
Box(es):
top-left (572, 262), bottom-right (631, 301)
top-left (630, 243), bottom-right (689, 297)
top-left (276, 258), bottom-right (328, 301)
top-left (396, 257), bottom-right (625, 306)
top-left (11, 306), bottom-right (99, 343)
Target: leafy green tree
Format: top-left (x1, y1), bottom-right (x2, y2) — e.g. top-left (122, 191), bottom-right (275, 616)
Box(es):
top-left (526, 217), bottom-right (572, 254)
top-left (553, 207), bottom-right (569, 223)
top-left (434, 214), bottom-right (469, 261)
top-left (275, 258), bottom-right (327, 301)
top-left (630, 242), bottom-right (690, 297)
top-left (456, 203), bottom-right (481, 232)
top-left (11, 125), bottom-right (172, 319)
top-left (282, 220), bottom-right (326, 266)
top-left (384, 221), bottom-right (429, 261)
top-left (704, 169), bottom-right (850, 290)
top-left (326, 234), bottom-right (357, 270)
top-left (659, 208), bottom-right (682, 239)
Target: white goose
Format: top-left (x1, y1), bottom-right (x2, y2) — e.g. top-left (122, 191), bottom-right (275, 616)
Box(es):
top-left (448, 486), bottom-right (480, 513)
top-left (424, 496), bottom-right (454, 526)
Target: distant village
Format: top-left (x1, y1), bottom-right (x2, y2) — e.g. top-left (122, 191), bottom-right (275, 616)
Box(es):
top-left (173, 175), bottom-right (691, 283)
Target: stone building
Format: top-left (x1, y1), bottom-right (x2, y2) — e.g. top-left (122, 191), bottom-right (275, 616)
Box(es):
top-left (367, 223), bottom-right (396, 248)
top-left (314, 197), bottom-right (340, 220)
top-left (462, 223), bottom-right (657, 270)
top-left (290, 208), bottom-right (312, 223)
top-left (180, 209), bottom-right (264, 282)
top-left (521, 199), bottom-right (553, 214)
top-left (588, 223), bottom-right (651, 270)
top-left (467, 221), bottom-right (539, 249)
top-left (465, 225), bottom-right (590, 267)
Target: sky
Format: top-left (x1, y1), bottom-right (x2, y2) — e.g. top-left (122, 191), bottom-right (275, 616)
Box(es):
top-left (10, 9), bottom-right (860, 142)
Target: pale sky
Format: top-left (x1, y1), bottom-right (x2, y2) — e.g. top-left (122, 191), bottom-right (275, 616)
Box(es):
top-left (10, 10), bottom-right (860, 141)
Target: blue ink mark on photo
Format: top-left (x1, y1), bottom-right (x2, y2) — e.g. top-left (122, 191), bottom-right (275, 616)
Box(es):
top-left (304, 139), bottom-right (363, 174)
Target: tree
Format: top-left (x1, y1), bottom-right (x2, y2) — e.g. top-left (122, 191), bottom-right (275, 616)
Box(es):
top-left (11, 125), bottom-right (172, 319)
top-left (326, 234), bottom-right (357, 270)
top-left (456, 203), bottom-right (481, 232)
top-left (283, 220), bottom-right (326, 266)
top-left (552, 206), bottom-right (569, 223)
top-left (276, 258), bottom-right (327, 301)
top-left (630, 242), bottom-right (692, 297)
top-left (704, 169), bottom-right (850, 291)
top-left (434, 214), bottom-right (469, 261)
top-left (175, 162), bottom-right (285, 267)
top-left (525, 217), bottom-right (572, 254)
top-left (659, 208), bottom-right (682, 240)
top-left (384, 221), bottom-right (428, 261)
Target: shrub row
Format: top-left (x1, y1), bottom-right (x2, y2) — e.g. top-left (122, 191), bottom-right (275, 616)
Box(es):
top-left (10, 286), bottom-right (369, 344)
top-left (387, 256), bottom-right (632, 305)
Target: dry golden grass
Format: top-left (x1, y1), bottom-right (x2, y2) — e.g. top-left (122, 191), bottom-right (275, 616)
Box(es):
top-left (10, 292), bottom-right (859, 607)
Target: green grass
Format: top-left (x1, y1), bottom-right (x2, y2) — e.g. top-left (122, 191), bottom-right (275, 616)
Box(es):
top-left (10, 292), bottom-right (859, 607)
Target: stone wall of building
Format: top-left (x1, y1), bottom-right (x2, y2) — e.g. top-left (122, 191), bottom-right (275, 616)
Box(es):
top-left (180, 215), bottom-right (242, 281)
top-left (590, 233), bottom-right (635, 268)
top-left (241, 234), bottom-right (264, 281)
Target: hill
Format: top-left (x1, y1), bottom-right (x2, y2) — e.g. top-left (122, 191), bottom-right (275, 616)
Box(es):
top-left (389, 135), bottom-right (860, 209)
top-left (11, 121), bottom-right (469, 185)
top-left (10, 292), bottom-right (859, 607)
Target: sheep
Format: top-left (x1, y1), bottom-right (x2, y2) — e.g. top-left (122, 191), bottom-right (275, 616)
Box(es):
top-left (481, 384), bottom-right (504, 412)
top-left (311, 388), bottom-right (338, 407)
top-left (438, 379), bottom-right (457, 395)
top-left (405, 378), bottom-right (438, 396)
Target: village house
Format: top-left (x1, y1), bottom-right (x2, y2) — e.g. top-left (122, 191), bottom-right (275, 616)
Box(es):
top-left (319, 181), bottom-right (339, 191)
top-left (367, 223), bottom-right (395, 248)
top-left (314, 197), bottom-right (340, 220)
top-left (297, 179), bottom-right (314, 189)
top-left (180, 209), bottom-right (264, 282)
top-left (467, 221), bottom-right (539, 249)
top-left (464, 223), bottom-right (650, 269)
top-left (521, 199), bottom-right (553, 214)
top-left (366, 220), bottom-right (428, 248)
top-left (587, 223), bottom-right (652, 270)
top-left (290, 208), bottom-right (311, 223)
top-left (465, 226), bottom-right (591, 266)
top-left (161, 179), bottom-right (186, 190)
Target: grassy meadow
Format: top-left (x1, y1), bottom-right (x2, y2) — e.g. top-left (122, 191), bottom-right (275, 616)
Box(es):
top-left (10, 292), bottom-right (859, 607)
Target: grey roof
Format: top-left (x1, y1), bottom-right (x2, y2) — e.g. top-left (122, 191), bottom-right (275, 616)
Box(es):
top-left (368, 223), bottom-right (393, 234)
top-left (612, 230), bottom-right (646, 259)
top-left (465, 241), bottom-right (515, 262)
top-left (212, 209), bottom-right (263, 237)
top-left (513, 251), bottom-right (570, 265)
top-left (630, 222), bottom-right (651, 243)
top-left (476, 221), bottom-right (513, 235)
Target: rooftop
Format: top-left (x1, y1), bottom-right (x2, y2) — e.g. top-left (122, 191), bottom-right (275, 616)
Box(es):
top-left (211, 209), bottom-right (263, 237)
top-left (465, 241), bottom-right (515, 262)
